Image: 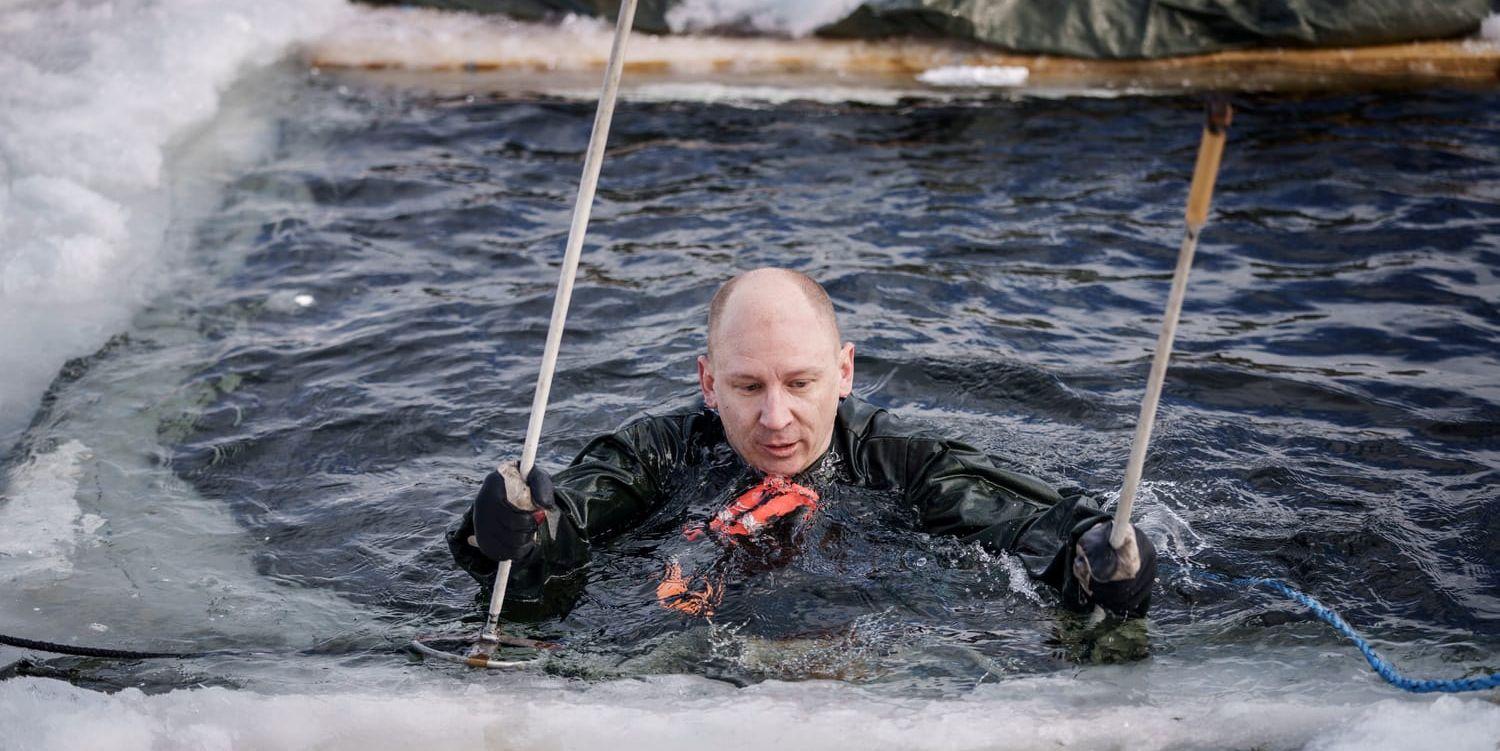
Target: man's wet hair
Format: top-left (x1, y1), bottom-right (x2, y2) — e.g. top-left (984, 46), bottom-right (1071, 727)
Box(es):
top-left (706, 268), bottom-right (840, 358)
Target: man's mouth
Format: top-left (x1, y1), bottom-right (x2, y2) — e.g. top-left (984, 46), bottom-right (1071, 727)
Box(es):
top-left (761, 440), bottom-right (799, 458)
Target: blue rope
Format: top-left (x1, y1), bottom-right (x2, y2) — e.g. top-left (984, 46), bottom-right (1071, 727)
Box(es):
top-left (1196, 572), bottom-right (1500, 694)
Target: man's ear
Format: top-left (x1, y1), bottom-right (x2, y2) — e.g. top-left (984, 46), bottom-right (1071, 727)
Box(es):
top-left (698, 354), bottom-right (719, 408)
top-left (837, 342), bottom-right (855, 398)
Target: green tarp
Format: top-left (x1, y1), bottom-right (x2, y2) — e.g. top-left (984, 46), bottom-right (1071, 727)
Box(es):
top-left (361, 0), bottom-right (1493, 60)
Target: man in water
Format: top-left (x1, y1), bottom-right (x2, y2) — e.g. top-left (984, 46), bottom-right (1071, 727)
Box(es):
top-left (449, 267), bottom-right (1155, 618)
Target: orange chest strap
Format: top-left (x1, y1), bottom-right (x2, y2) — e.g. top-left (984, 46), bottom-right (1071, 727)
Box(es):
top-left (707, 474), bottom-right (820, 539)
top-left (657, 475), bottom-right (821, 616)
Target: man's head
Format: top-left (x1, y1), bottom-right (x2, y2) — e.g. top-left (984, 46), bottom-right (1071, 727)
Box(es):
top-left (698, 268), bottom-right (854, 476)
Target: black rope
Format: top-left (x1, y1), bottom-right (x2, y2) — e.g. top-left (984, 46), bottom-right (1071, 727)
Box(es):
top-left (0, 631), bottom-right (202, 660)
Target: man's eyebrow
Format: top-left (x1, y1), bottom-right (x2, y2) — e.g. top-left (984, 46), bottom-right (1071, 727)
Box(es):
top-left (724, 366), bottom-right (823, 381)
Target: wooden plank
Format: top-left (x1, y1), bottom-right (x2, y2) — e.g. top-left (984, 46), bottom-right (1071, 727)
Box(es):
top-left (307, 7), bottom-right (1500, 92)
top-left (998, 41), bottom-right (1500, 91)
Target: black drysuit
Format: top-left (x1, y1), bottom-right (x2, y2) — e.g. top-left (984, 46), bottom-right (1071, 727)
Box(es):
top-left (449, 396), bottom-right (1155, 617)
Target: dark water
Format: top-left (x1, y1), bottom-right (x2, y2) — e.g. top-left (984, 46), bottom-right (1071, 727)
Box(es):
top-left (12, 75), bottom-right (1500, 692)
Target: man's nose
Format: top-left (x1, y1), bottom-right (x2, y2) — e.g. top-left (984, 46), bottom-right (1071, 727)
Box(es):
top-left (759, 387), bottom-right (793, 432)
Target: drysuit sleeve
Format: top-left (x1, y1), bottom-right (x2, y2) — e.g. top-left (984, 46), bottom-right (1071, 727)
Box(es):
top-left (880, 431), bottom-right (1154, 616)
top-left (446, 417), bottom-right (682, 607)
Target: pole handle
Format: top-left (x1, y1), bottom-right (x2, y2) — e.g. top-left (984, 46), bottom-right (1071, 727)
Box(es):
top-left (1185, 98), bottom-right (1231, 229)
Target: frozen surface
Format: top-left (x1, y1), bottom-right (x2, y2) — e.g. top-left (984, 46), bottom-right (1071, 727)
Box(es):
top-left (0, 0), bottom-right (351, 450)
top-left (3, 670), bottom-right (1499, 751)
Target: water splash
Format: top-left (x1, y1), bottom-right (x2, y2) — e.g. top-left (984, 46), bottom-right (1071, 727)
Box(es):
top-left (1099, 481), bottom-right (1208, 570)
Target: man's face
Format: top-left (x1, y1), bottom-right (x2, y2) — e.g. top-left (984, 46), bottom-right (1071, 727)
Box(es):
top-left (698, 295), bottom-right (854, 476)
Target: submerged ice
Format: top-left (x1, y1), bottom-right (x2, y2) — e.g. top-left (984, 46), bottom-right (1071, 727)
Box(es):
top-left (0, 440), bottom-right (96, 580)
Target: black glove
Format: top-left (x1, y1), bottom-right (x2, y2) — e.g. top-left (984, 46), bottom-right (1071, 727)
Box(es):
top-left (471, 462), bottom-right (556, 562)
top-left (1072, 520), bottom-right (1157, 616)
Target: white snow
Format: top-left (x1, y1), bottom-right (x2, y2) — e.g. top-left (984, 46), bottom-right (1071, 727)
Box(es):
top-left (0, 0), bottom-right (353, 450)
top-left (917, 65), bottom-right (1031, 88)
top-left (666, 0), bottom-right (865, 37)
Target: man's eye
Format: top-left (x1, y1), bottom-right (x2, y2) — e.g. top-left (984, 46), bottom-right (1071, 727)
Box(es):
top-left (789, 380), bottom-right (812, 389)
top-left (738, 383), bottom-right (761, 393)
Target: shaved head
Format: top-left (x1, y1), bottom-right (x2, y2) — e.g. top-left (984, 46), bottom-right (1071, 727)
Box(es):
top-left (698, 267), bottom-right (854, 475)
top-left (706, 268), bottom-right (840, 359)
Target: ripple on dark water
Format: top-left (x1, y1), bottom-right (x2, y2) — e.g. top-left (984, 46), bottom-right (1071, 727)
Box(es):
top-left (11, 77), bottom-right (1500, 689)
